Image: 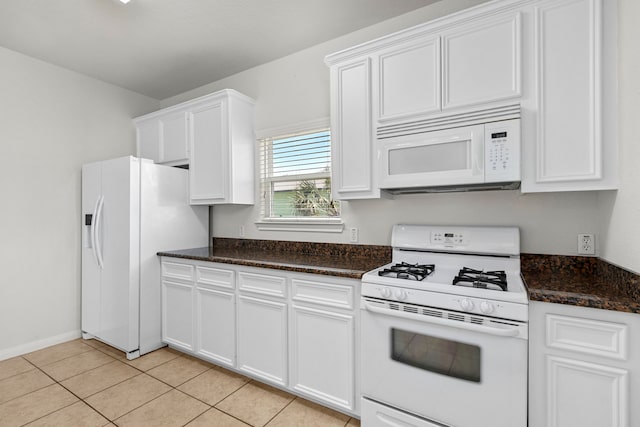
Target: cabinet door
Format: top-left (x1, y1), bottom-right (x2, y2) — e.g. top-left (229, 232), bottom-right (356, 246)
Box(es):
top-left (545, 356), bottom-right (628, 427)
top-left (523, 0), bottom-right (616, 192)
top-left (159, 111), bottom-right (189, 165)
top-left (290, 304), bottom-right (355, 411)
top-left (136, 120), bottom-right (161, 163)
top-left (237, 294), bottom-right (288, 386)
top-left (196, 286), bottom-right (235, 367)
top-left (189, 100), bottom-right (229, 204)
top-left (374, 37), bottom-right (441, 123)
top-left (442, 12), bottom-right (521, 110)
top-left (330, 58), bottom-right (383, 200)
top-left (161, 280), bottom-right (194, 352)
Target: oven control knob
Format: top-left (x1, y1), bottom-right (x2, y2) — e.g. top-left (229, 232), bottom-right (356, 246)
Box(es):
top-left (480, 301), bottom-right (495, 314)
top-left (460, 298), bottom-right (475, 311)
top-left (381, 287), bottom-right (392, 298)
top-left (395, 290), bottom-right (408, 301)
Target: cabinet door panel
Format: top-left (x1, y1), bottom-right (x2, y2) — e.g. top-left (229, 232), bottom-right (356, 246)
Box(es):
top-left (546, 356), bottom-right (628, 427)
top-left (442, 13), bottom-right (521, 110)
top-left (237, 295), bottom-right (288, 386)
top-left (196, 286), bottom-right (235, 367)
top-left (161, 280), bottom-right (193, 352)
top-left (189, 101), bottom-right (228, 203)
top-left (291, 305), bottom-right (355, 410)
top-left (137, 120), bottom-right (161, 163)
top-left (160, 112), bottom-right (188, 165)
top-left (376, 38), bottom-right (440, 122)
top-left (534, 0), bottom-right (600, 183)
top-left (331, 58), bottom-right (378, 199)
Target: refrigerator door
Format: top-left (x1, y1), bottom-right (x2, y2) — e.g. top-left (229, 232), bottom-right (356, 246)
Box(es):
top-left (139, 161), bottom-right (208, 354)
top-left (81, 162), bottom-right (102, 336)
top-left (82, 156), bottom-right (140, 354)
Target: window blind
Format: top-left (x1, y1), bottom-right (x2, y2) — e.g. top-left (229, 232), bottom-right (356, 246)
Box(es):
top-left (259, 130), bottom-right (339, 219)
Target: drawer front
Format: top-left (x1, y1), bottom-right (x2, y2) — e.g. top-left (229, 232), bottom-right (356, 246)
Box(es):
top-left (196, 265), bottom-right (234, 289)
top-left (238, 272), bottom-right (287, 298)
top-left (291, 278), bottom-right (354, 310)
top-left (162, 261), bottom-right (194, 282)
top-left (546, 314), bottom-right (628, 360)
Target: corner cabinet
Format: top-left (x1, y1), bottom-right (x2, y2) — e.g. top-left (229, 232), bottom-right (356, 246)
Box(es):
top-left (529, 301), bottom-right (640, 427)
top-left (160, 258), bottom-right (361, 417)
top-left (134, 89), bottom-right (256, 205)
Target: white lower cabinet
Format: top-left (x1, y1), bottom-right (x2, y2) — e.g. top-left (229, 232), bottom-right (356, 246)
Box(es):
top-left (529, 301), bottom-right (640, 427)
top-left (291, 304), bottom-right (355, 411)
top-left (161, 279), bottom-right (194, 352)
top-left (237, 294), bottom-right (288, 386)
top-left (196, 285), bottom-right (235, 367)
top-left (160, 257), bottom-right (360, 417)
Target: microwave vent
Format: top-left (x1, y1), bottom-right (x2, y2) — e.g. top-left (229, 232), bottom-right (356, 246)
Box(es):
top-left (377, 104), bottom-right (521, 139)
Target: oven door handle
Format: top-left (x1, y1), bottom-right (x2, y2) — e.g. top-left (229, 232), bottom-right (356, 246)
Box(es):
top-left (364, 302), bottom-right (521, 337)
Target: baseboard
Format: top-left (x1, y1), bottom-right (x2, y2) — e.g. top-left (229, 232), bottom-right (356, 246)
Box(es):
top-left (0, 330), bottom-right (82, 361)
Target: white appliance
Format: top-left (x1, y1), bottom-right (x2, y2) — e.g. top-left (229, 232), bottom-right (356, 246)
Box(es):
top-left (81, 156), bottom-right (208, 359)
top-left (378, 118), bottom-right (520, 194)
top-left (361, 225), bottom-right (528, 427)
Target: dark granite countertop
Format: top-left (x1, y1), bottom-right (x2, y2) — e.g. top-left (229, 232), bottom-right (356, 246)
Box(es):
top-left (159, 239), bottom-right (640, 313)
top-left (522, 254), bottom-right (640, 313)
top-left (158, 238), bottom-right (392, 280)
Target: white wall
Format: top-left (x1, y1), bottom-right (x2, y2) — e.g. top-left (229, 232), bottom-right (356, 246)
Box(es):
top-left (0, 46), bottom-right (160, 359)
top-left (597, 0), bottom-right (640, 274)
top-left (162, 0), bottom-right (606, 259)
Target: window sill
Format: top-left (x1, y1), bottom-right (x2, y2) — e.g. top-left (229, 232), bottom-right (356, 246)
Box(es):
top-left (255, 218), bottom-right (344, 233)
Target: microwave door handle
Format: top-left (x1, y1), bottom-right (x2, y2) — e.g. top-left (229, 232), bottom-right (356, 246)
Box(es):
top-left (364, 302), bottom-right (520, 337)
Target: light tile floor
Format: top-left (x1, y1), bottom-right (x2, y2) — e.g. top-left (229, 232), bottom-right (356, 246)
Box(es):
top-left (0, 339), bottom-right (361, 427)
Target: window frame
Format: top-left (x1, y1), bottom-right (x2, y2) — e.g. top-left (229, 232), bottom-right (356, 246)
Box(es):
top-left (255, 118), bottom-right (344, 233)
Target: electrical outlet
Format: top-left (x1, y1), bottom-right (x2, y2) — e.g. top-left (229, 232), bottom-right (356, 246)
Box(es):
top-left (239, 225), bottom-right (245, 238)
top-left (350, 227), bottom-right (359, 243)
top-left (577, 233), bottom-right (595, 255)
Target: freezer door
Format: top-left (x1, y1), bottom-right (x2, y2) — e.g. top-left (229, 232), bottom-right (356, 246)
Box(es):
top-left (81, 157), bottom-right (140, 354)
top-left (81, 162), bottom-right (101, 336)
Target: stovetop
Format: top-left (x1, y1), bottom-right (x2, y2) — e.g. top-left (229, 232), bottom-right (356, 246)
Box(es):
top-left (361, 225), bottom-right (529, 321)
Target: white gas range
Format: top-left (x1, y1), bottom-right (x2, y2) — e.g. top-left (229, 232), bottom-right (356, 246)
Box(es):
top-left (360, 224), bottom-right (528, 427)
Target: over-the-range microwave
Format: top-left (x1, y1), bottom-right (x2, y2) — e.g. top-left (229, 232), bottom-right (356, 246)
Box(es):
top-left (377, 118), bottom-right (520, 194)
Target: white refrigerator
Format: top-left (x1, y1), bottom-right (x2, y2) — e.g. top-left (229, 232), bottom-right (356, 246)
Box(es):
top-left (81, 156), bottom-right (208, 359)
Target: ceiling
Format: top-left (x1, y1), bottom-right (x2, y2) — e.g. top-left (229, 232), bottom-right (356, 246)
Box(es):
top-left (0, 0), bottom-right (437, 100)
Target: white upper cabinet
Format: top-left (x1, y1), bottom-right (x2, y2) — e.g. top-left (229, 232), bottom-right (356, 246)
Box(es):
top-left (441, 12), bottom-right (521, 110)
top-left (522, 0), bottom-right (617, 192)
top-left (134, 89), bottom-right (256, 204)
top-left (329, 58), bottom-right (387, 200)
top-left (326, 0), bottom-right (617, 196)
top-left (135, 111), bottom-right (188, 166)
top-left (373, 37), bottom-right (441, 124)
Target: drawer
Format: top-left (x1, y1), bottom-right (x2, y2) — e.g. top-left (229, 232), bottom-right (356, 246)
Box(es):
top-left (238, 272), bottom-right (287, 298)
top-left (546, 314), bottom-right (628, 360)
top-left (292, 278), bottom-right (354, 310)
top-left (162, 261), bottom-right (194, 281)
top-left (196, 266), bottom-right (234, 289)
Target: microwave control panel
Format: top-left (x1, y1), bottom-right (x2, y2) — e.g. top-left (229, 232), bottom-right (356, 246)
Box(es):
top-left (484, 119), bottom-right (520, 183)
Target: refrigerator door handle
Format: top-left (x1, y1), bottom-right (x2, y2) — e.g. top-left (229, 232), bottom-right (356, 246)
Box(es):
top-left (94, 195), bottom-right (105, 269)
top-left (90, 197), bottom-right (100, 266)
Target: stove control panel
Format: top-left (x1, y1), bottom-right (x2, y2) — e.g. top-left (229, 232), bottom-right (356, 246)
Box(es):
top-left (431, 231), bottom-right (468, 246)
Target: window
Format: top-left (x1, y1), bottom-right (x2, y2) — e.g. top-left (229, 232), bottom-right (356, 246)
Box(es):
top-left (258, 128), bottom-right (341, 231)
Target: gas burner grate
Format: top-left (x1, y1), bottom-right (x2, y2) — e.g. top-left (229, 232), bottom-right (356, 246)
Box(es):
top-left (378, 262), bottom-right (435, 281)
top-left (452, 267), bottom-right (508, 291)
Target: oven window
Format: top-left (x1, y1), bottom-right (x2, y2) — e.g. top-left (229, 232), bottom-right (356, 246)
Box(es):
top-left (391, 328), bottom-right (481, 382)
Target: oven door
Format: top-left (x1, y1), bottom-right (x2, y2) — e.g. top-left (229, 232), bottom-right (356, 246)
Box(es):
top-left (361, 297), bottom-right (527, 427)
top-left (378, 124), bottom-right (484, 190)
